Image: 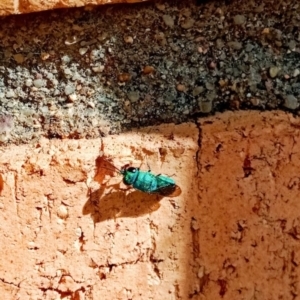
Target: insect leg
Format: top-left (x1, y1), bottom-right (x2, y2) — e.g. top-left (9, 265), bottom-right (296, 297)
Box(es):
top-left (145, 158), bottom-right (152, 172)
top-left (138, 155), bottom-right (151, 172)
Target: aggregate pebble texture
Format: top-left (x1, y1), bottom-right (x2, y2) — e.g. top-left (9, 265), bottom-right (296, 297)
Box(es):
top-left (2, 110), bottom-right (300, 299)
top-left (0, 0), bottom-right (299, 144)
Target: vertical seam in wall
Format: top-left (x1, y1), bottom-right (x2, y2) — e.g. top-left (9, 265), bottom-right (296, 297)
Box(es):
top-left (194, 119), bottom-right (202, 177)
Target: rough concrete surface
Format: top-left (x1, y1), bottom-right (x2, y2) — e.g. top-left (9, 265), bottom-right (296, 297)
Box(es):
top-left (0, 0), bottom-right (299, 143)
top-left (1, 110), bottom-right (300, 299)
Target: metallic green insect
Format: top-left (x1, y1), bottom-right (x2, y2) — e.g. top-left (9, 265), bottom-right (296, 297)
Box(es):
top-left (120, 164), bottom-right (181, 196)
top-left (98, 157), bottom-right (181, 197)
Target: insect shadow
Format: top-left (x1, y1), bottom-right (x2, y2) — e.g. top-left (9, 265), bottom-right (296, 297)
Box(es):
top-left (82, 184), bottom-right (164, 223)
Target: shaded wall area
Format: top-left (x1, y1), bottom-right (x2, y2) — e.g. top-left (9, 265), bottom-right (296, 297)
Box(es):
top-left (198, 111), bottom-right (300, 299)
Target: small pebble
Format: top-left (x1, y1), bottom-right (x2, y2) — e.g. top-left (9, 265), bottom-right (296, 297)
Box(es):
top-left (79, 48), bottom-right (88, 55)
top-left (13, 54), bottom-right (24, 64)
top-left (269, 66), bottom-right (280, 78)
top-left (65, 36), bottom-right (79, 45)
top-left (57, 205), bottom-right (68, 219)
top-left (155, 3), bottom-right (165, 11)
top-left (142, 66), bottom-right (155, 74)
top-left (193, 86), bottom-right (204, 96)
top-left (191, 219), bottom-right (200, 230)
top-left (197, 266), bottom-right (205, 279)
top-left (208, 61), bottom-right (217, 69)
top-left (6, 90), bottom-right (16, 98)
top-left (293, 69), bottom-right (300, 77)
top-left (33, 79), bottom-right (45, 88)
top-left (75, 227), bottom-right (82, 237)
top-left (288, 40), bottom-right (296, 51)
top-left (65, 85), bottom-right (75, 95)
top-left (0, 115), bottom-right (14, 133)
top-left (40, 52), bottom-right (50, 60)
top-left (233, 15), bottom-right (246, 25)
top-left (25, 79), bottom-right (33, 87)
top-left (118, 73), bottom-right (131, 82)
top-left (250, 98), bottom-right (260, 106)
top-left (68, 93), bottom-right (77, 102)
top-left (219, 79), bottom-right (227, 88)
top-left (245, 43), bottom-right (254, 52)
top-left (162, 15), bottom-right (174, 28)
top-left (92, 65), bottom-right (104, 73)
top-left (216, 39), bottom-right (224, 49)
top-left (88, 101), bottom-right (95, 108)
top-left (283, 95), bottom-right (298, 110)
top-left (124, 36), bottom-right (134, 44)
top-left (181, 18), bottom-right (195, 29)
top-left (127, 91), bottom-right (139, 102)
top-left (205, 82), bottom-right (214, 90)
top-left (262, 28), bottom-right (270, 34)
top-left (227, 41), bottom-right (242, 50)
top-left (176, 84), bottom-right (186, 92)
top-left (61, 55), bottom-right (71, 64)
top-left (199, 99), bottom-right (213, 113)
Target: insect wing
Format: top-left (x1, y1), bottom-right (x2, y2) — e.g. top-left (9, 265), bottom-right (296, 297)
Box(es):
top-left (158, 185), bottom-right (182, 197)
top-left (155, 175), bottom-right (182, 197)
top-left (166, 185), bottom-right (182, 197)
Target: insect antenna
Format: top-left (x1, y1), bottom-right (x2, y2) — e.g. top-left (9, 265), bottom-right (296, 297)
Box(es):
top-left (100, 165), bottom-right (121, 173)
top-left (100, 158), bottom-right (121, 172)
top-left (94, 156), bottom-right (121, 184)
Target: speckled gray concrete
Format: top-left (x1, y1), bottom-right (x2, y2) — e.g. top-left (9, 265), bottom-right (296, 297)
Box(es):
top-left (0, 0), bottom-right (299, 143)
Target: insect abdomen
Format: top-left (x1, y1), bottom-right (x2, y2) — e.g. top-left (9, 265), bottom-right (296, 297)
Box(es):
top-left (132, 171), bottom-right (157, 193)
